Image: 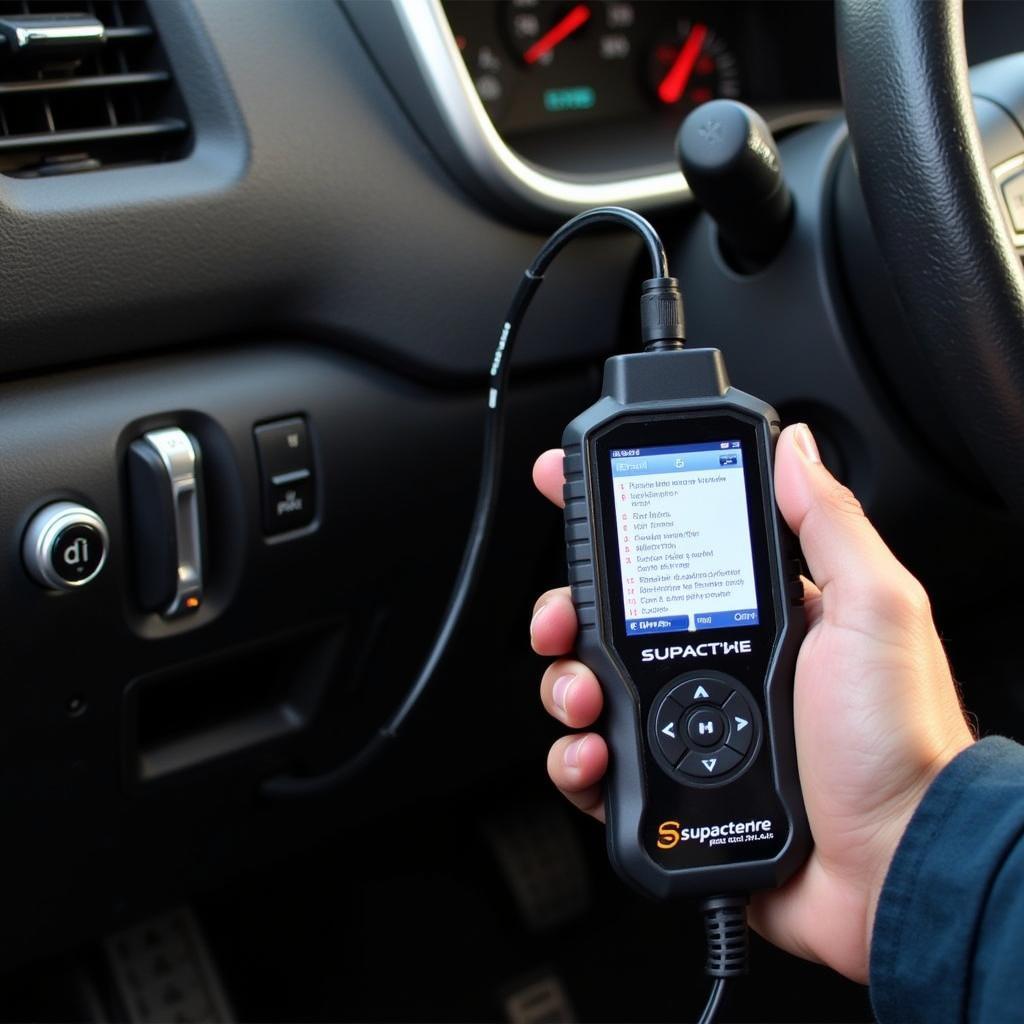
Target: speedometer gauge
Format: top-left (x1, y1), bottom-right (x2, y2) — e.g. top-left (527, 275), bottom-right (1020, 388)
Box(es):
top-left (505, 1), bottom-right (595, 66)
top-left (647, 20), bottom-right (741, 113)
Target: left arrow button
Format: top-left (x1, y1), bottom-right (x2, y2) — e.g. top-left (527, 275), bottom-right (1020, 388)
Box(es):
top-left (652, 695), bottom-right (688, 765)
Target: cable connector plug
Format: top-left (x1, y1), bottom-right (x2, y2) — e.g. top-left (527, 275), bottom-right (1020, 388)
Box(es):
top-left (700, 894), bottom-right (750, 977)
top-left (641, 276), bottom-right (685, 352)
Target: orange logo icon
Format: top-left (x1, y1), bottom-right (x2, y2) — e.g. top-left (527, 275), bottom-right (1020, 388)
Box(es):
top-left (656, 820), bottom-right (681, 850)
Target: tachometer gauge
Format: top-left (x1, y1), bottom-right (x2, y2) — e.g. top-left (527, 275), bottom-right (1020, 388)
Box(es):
top-left (647, 19), bottom-right (741, 114)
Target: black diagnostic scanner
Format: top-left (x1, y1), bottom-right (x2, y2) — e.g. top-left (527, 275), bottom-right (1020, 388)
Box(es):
top-left (562, 346), bottom-right (810, 900)
top-left (262, 203), bottom-right (808, 1018)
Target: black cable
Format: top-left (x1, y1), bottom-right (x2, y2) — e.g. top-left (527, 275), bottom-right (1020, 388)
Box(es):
top-left (695, 894), bottom-right (749, 1024)
top-left (262, 206), bottom-right (679, 799)
top-left (528, 205), bottom-right (669, 280)
top-left (697, 977), bottom-right (727, 1024)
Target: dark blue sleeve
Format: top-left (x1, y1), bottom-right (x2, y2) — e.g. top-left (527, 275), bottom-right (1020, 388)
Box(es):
top-left (871, 737), bottom-right (1024, 1023)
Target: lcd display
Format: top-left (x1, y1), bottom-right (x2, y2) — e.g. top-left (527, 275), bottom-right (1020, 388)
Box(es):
top-left (610, 441), bottom-right (759, 637)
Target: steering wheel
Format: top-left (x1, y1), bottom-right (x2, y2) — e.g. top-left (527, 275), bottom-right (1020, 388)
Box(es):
top-left (836, 0), bottom-right (1024, 513)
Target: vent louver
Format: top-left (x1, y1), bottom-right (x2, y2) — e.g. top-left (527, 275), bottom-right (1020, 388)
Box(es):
top-left (0, 0), bottom-right (190, 177)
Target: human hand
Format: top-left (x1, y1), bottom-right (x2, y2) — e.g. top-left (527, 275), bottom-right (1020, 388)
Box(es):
top-left (530, 423), bottom-right (973, 983)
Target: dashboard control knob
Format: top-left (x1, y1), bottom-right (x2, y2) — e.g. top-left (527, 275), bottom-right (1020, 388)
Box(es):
top-left (676, 99), bottom-right (793, 270)
top-left (23, 501), bottom-right (109, 590)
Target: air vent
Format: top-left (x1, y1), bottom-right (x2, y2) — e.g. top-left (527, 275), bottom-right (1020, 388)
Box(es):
top-left (0, 0), bottom-right (190, 177)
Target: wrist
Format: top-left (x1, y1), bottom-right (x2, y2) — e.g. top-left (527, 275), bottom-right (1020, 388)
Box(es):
top-left (862, 731), bottom-right (975, 966)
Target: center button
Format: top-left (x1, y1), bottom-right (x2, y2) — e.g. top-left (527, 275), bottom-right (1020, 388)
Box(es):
top-left (686, 707), bottom-right (726, 748)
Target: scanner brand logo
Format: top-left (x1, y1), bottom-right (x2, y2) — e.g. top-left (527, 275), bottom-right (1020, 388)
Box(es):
top-left (640, 640), bottom-right (752, 662)
top-left (656, 818), bottom-right (774, 850)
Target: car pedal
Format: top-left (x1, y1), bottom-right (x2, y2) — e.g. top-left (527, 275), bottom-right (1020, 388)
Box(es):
top-left (484, 798), bottom-right (591, 931)
top-left (104, 907), bottom-right (234, 1024)
top-left (503, 971), bottom-right (576, 1024)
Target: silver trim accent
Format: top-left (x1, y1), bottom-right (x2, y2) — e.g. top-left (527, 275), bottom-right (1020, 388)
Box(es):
top-left (0, 14), bottom-right (106, 51)
top-left (391, 0), bottom-right (689, 215)
top-left (23, 501), bottom-right (109, 590)
top-left (141, 428), bottom-right (203, 618)
top-left (993, 153), bottom-right (1024, 250)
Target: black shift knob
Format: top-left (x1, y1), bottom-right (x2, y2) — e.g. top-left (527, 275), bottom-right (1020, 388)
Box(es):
top-left (677, 99), bottom-right (793, 269)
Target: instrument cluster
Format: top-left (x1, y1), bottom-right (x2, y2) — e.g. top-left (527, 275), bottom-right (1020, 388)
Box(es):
top-left (442, 1), bottom-right (841, 175)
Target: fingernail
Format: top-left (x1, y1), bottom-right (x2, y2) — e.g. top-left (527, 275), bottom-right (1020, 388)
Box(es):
top-left (794, 423), bottom-right (821, 465)
top-left (563, 735), bottom-right (588, 768)
top-left (529, 602), bottom-right (548, 639)
top-left (552, 673), bottom-right (576, 712)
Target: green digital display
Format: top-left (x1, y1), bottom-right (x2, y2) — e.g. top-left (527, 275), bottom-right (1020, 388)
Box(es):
top-left (543, 86), bottom-right (596, 113)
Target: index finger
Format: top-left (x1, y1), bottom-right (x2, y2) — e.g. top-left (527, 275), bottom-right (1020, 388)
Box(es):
top-left (533, 449), bottom-right (565, 508)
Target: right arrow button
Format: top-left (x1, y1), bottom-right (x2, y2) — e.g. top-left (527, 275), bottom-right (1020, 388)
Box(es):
top-left (723, 691), bottom-right (754, 755)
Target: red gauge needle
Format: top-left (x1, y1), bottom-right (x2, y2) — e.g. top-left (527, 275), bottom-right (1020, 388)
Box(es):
top-left (522, 4), bottom-right (591, 65)
top-left (657, 23), bottom-right (708, 105)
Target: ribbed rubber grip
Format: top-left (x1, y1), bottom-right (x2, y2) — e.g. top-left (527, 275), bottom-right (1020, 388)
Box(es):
top-left (701, 895), bottom-right (750, 977)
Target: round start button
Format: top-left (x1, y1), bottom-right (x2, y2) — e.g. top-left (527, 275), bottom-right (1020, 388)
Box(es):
top-left (51, 523), bottom-right (105, 584)
top-left (23, 502), bottom-right (109, 590)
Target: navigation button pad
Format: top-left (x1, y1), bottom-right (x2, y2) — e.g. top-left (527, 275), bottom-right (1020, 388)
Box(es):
top-left (647, 673), bottom-right (762, 786)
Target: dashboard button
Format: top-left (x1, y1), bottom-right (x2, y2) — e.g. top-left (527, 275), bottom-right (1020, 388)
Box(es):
top-left (255, 417), bottom-right (317, 536)
top-left (686, 707), bottom-right (726, 748)
top-left (51, 524), bottom-right (104, 584)
top-left (671, 677), bottom-right (732, 709)
top-left (267, 474), bottom-right (315, 533)
top-left (678, 744), bottom-right (743, 779)
top-left (653, 695), bottom-right (688, 765)
top-left (254, 417), bottom-right (311, 479)
top-left (23, 502), bottom-right (109, 590)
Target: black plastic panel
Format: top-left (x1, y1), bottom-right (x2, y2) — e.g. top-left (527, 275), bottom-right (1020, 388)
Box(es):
top-left (0, 342), bottom-right (587, 968)
top-left (0, 0), bottom-right (633, 383)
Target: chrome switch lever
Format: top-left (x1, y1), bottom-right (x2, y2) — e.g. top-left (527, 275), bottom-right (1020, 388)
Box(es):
top-left (127, 427), bottom-right (204, 618)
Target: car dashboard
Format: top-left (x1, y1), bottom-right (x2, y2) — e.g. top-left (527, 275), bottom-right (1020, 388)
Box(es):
top-left (0, 0), bottom-right (1022, 1019)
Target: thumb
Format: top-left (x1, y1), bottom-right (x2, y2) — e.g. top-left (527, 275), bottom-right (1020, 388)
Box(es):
top-left (774, 424), bottom-right (926, 628)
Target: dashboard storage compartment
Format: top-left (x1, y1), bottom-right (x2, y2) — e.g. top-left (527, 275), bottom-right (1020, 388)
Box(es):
top-left (125, 624), bottom-right (343, 783)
